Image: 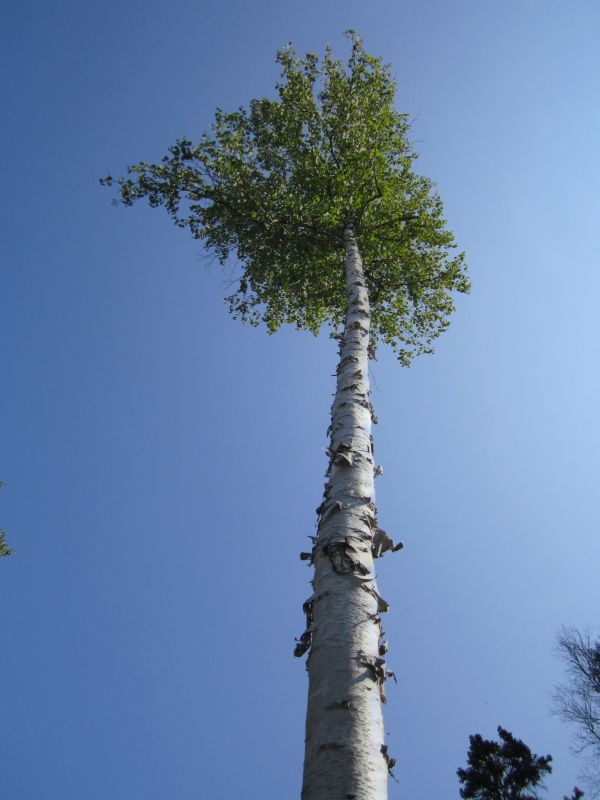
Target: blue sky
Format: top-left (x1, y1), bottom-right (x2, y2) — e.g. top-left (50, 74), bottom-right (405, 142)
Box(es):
top-left (2, 1), bottom-right (600, 798)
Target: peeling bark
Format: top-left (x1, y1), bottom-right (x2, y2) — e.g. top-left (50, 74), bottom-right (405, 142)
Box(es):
top-left (299, 226), bottom-right (392, 800)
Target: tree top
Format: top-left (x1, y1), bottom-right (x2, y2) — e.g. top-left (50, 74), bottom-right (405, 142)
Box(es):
top-left (458, 726), bottom-right (553, 800)
top-left (102, 32), bottom-right (469, 364)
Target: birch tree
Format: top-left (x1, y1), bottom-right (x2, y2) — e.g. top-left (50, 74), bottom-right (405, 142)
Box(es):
top-left (102, 32), bottom-right (469, 799)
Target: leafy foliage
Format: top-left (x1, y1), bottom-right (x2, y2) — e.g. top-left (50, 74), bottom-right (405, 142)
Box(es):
top-left (458, 726), bottom-right (553, 800)
top-left (102, 32), bottom-right (468, 364)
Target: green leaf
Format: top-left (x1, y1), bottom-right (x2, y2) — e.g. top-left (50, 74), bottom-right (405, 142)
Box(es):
top-left (103, 32), bottom-right (469, 363)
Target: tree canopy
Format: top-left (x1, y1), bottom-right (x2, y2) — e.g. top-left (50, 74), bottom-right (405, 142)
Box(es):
top-left (457, 726), bottom-right (583, 800)
top-left (0, 482), bottom-right (12, 558)
top-left (458, 727), bottom-right (553, 800)
top-left (102, 32), bottom-right (469, 364)
top-left (0, 533), bottom-right (11, 559)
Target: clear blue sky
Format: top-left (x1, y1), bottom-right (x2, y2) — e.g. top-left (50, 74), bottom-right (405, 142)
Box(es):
top-left (2, 1), bottom-right (599, 797)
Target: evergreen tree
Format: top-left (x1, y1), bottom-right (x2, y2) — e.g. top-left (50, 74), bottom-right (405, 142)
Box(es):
top-left (0, 482), bottom-right (12, 558)
top-left (102, 32), bottom-right (469, 799)
top-left (0, 532), bottom-right (12, 559)
top-left (458, 726), bottom-right (582, 800)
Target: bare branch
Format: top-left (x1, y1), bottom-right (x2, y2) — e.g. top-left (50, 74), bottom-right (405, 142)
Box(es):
top-left (553, 627), bottom-right (600, 792)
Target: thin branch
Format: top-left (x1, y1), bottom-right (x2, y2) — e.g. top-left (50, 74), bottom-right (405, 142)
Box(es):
top-left (362, 214), bottom-right (419, 234)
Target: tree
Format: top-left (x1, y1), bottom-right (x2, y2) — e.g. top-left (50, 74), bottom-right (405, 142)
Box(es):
top-left (553, 627), bottom-right (600, 793)
top-left (0, 481), bottom-right (12, 558)
top-left (458, 726), bottom-right (582, 800)
top-left (0, 532), bottom-right (11, 559)
top-left (102, 32), bottom-right (469, 799)
top-left (458, 727), bottom-right (553, 800)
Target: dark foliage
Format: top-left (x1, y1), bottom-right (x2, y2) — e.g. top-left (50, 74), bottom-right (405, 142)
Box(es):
top-left (0, 481), bottom-right (12, 558)
top-left (458, 726), bottom-right (581, 800)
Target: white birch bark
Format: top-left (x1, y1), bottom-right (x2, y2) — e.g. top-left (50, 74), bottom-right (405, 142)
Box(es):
top-left (299, 225), bottom-right (393, 800)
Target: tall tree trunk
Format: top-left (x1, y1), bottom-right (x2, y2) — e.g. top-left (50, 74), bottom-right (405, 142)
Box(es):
top-left (300, 225), bottom-right (393, 800)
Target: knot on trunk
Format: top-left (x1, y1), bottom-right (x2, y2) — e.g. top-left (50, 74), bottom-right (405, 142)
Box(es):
top-left (340, 381), bottom-right (361, 393)
top-left (347, 319), bottom-right (368, 334)
top-left (336, 355), bottom-right (359, 374)
top-left (329, 442), bottom-right (353, 467)
top-left (323, 540), bottom-right (371, 577)
top-left (325, 699), bottom-right (352, 711)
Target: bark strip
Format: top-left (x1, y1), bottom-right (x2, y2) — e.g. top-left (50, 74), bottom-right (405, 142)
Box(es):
top-left (300, 226), bottom-right (389, 800)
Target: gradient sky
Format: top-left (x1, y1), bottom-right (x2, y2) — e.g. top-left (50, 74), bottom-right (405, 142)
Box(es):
top-left (2, 1), bottom-right (600, 798)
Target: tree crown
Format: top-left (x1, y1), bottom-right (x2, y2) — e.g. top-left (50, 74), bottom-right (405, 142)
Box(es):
top-left (0, 482), bottom-right (12, 559)
top-left (553, 625), bottom-right (600, 793)
top-left (458, 727), bottom-right (553, 800)
top-left (102, 32), bottom-right (469, 364)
